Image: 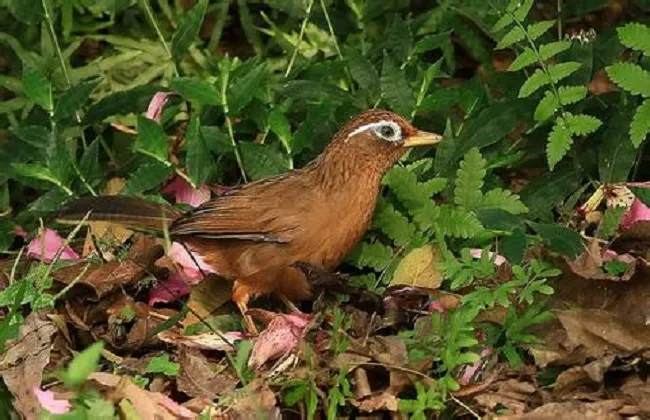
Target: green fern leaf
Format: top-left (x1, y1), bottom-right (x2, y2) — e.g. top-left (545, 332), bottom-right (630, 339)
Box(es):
top-left (436, 205), bottom-right (483, 238)
top-left (492, 14), bottom-right (513, 32)
top-left (533, 86), bottom-right (587, 122)
top-left (548, 62), bottom-right (582, 83)
top-left (352, 241), bottom-right (393, 271)
top-left (519, 68), bottom-right (551, 97)
top-left (538, 41), bottom-right (572, 61)
top-left (383, 167), bottom-right (435, 214)
top-left (527, 20), bottom-right (556, 41)
top-left (617, 22), bottom-right (650, 56)
top-left (606, 62), bottom-right (650, 97)
top-left (564, 113), bottom-right (602, 135)
top-left (412, 202), bottom-right (440, 232)
top-left (381, 52), bottom-right (415, 116)
top-left (547, 117), bottom-right (573, 169)
top-left (496, 26), bottom-right (525, 49)
top-left (630, 99), bottom-right (650, 147)
top-left (454, 148), bottom-right (486, 209)
top-left (478, 188), bottom-right (528, 214)
top-left (512, 0), bottom-right (534, 21)
top-left (374, 201), bottom-right (415, 247)
top-left (508, 47), bottom-right (537, 71)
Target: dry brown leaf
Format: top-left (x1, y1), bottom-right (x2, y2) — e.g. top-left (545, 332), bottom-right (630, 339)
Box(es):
top-left (181, 275), bottom-right (233, 326)
top-left (224, 379), bottom-right (280, 420)
top-left (350, 392), bottom-right (399, 413)
top-left (157, 329), bottom-right (240, 351)
top-left (499, 399), bottom-right (626, 420)
top-left (176, 348), bottom-right (238, 399)
top-left (52, 260), bottom-right (145, 300)
top-left (620, 376), bottom-right (650, 413)
top-left (0, 313), bottom-right (57, 419)
top-left (390, 245), bottom-right (442, 290)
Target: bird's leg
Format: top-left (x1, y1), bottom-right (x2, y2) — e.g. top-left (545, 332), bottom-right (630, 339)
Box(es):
top-left (278, 294), bottom-right (302, 314)
top-left (232, 280), bottom-right (258, 335)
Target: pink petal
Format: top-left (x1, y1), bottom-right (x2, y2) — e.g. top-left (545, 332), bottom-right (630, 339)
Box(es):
top-left (213, 184), bottom-right (233, 196)
top-left (620, 198), bottom-right (650, 231)
top-left (602, 250), bottom-right (636, 264)
top-left (163, 176), bottom-right (211, 208)
top-left (145, 92), bottom-right (173, 123)
top-left (149, 273), bottom-right (191, 305)
top-left (469, 249), bottom-right (506, 266)
top-left (458, 348), bottom-right (492, 386)
top-left (33, 387), bottom-right (71, 414)
top-left (248, 314), bottom-right (310, 370)
top-left (428, 300), bottom-right (445, 313)
top-left (27, 228), bottom-right (80, 263)
top-left (158, 395), bottom-right (196, 418)
top-left (168, 242), bottom-right (216, 282)
top-left (12, 225), bottom-right (27, 238)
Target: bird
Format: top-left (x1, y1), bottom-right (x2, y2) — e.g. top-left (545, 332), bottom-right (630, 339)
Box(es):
top-left (58, 109), bottom-right (443, 333)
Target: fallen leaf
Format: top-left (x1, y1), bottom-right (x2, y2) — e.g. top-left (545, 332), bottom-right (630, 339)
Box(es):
top-left (470, 249), bottom-right (507, 266)
top-left (350, 391), bottom-right (399, 412)
top-left (499, 399), bottom-right (626, 420)
top-left (181, 275), bottom-right (233, 327)
top-left (225, 379), bottom-right (280, 420)
top-left (248, 313), bottom-right (310, 370)
top-left (163, 176), bottom-right (211, 208)
top-left (157, 329), bottom-right (241, 351)
top-left (176, 348), bottom-right (238, 399)
top-left (52, 260), bottom-right (145, 300)
top-left (33, 387), bottom-right (71, 415)
top-left (145, 92), bottom-right (173, 122)
top-left (27, 228), bottom-right (79, 263)
top-left (390, 245), bottom-right (442, 289)
top-left (149, 273), bottom-right (191, 305)
top-left (0, 313), bottom-right (58, 419)
top-left (620, 376), bottom-right (650, 413)
top-left (167, 242), bottom-right (216, 282)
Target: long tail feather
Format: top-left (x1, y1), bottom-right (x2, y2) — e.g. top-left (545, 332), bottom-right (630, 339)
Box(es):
top-left (58, 196), bottom-right (182, 234)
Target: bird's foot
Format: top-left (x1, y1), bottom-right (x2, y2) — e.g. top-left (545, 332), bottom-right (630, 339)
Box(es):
top-left (278, 294), bottom-right (303, 314)
top-left (236, 301), bottom-right (259, 336)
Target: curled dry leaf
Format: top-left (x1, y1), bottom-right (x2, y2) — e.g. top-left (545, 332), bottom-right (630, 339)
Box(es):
top-left (157, 329), bottom-right (241, 351)
top-left (248, 313), bottom-right (310, 370)
top-left (223, 379), bottom-right (280, 420)
top-left (565, 240), bottom-right (637, 282)
top-left (0, 313), bottom-right (58, 419)
top-left (350, 391), bottom-right (399, 413)
top-left (52, 260), bottom-right (145, 300)
top-left (498, 399), bottom-right (627, 420)
top-left (176, 348), bottom-right (238, 400)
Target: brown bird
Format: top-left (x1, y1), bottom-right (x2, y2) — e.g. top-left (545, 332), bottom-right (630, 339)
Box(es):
top-left (59, 109), bottom-right (443, 333)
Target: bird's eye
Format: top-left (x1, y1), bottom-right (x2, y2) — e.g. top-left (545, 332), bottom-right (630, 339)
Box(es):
top-left (379, 125), bottom-right (395, 138)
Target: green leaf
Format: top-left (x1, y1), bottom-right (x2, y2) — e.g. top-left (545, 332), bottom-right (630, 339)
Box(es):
top-left (11, 163), bottom-right (70, 194)
top-left (124, 161), bottom-right (172, 194)
top-left (547, 117), bottom-right (574, 169)
top-left (7, 0), bottom-right (44, 24)
top-left (454, 148), bottom-right (486, 209)
top-left (228, 62), bottom-right (266, 115)
top-left (631, 187), bottom-right (650, 208)
top-left (84, 85), bottom-right (160, 123)
top-left (492, 14), bottom-right (513, 32)
top-left (564, 113), bottom-right (602, 136)
top-left (383, 167), bottom-right (438, 214)
top-left (502, 228), bottom-right (527, 264)
top-left (146, 354), bottom-right (180, 377)
top-left (350, 241), bottom-right (393, 271)
top-left (413, 32), bottom-right (451, 54)
top-left (170, 0), bottom-right (208, 60)
top-left (478, 189), bottom-right (528, 214)
top-left (348, 54), bottom-right (381, 100)
top-left (22, 64), bottom-right (52, 112)
top-left (436, 205), bottom-right (483, 238)
top-left (61, 342), bottom-right (104, 387)
top-left (597, 206), bottom-right (626, 239)
top-left (519, 62), bottom-right (581, 98)
top-left (78, 138), bottom-right (101, 185)
top-left (513, 0), bottom-right (534, 20)
top-left (268, 109), bottom-right (293, 154)
top-left (529, 222), bottom-right (583, 258)
top-left (135, 115), bottom-right (170, 165)
top-left (496, 26), bottom-right (525, 49)
top-left (508, 48), bottom-right (537, 71)
top-left (385, 15), bottom-right (412, 61)
top-left (239, 142), bottom-right (288, 181)
top-left (538, 41), bottom-right (572, 61)
top-left (381, 52), bottom-right (414, 117)
top-left (599, 111), bottom-right (637, 183)
top-left (606, 62), bottom-right (650, 97)
top-left (186, 115), bottom-right (212, 185)
top-left (548, 62), bottom-right (582, 83)
top-left (527, 20), bottom-right (556, 41)
top-left (373, 201), bottom-right (415, 247)
top-left (170, 77), bottom-right (221, 106)
top-left (617, 22), bottom-right (650, 56)
top-left (54, 81), bottom-right (99, 121)
top-left (630, 99), bottom-right (650, 147)
top-left (534, 86), bottom-right (588, 122)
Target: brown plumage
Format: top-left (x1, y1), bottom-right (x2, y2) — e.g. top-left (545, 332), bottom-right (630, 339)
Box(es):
top-left (59, 109), bottom-right (443, 333)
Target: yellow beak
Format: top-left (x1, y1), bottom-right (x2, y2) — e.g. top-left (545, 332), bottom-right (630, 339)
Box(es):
top-left (402, 130), bottom-right (444, 147)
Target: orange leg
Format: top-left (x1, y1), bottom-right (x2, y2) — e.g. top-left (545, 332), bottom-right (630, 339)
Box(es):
top-left (232, 280), bottom-right (258, 336)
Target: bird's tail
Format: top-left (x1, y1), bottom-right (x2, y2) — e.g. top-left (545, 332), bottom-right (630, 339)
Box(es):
top-left (57, 196), bottom-right (182, 234)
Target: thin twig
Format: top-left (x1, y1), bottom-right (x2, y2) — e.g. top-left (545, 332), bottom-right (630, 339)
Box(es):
top-left (450, 395), bottom-right (481, 419)
top-left (284, 0), bottom-right (315, 78)
top-left (140, 0), bottom-right (179, 77)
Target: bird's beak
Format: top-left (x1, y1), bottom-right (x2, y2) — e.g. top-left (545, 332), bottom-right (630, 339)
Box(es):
top-left (402, 130), bottom-right (444, 148)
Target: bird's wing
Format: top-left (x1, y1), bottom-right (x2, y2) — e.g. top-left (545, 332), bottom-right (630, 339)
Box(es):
top-left (170, 176), bottom-right (307, 244)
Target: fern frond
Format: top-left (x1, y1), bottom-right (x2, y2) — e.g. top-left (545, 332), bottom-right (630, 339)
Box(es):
top-left (548, 62), bottom-right (582, 83)
top-left (538, 41), bottom-right (572, 61)
top-left (527, 20), bottom-right (555, 41)
top-left (436, 205), bottom-right (483, 238)
top-left (508, 48), bottom-right (537, 71)
top-left (352, 242), bottom-right (393, 271)
top-left (478, 189), bottom-right (528, 214)
top-left (606, 62), bottom-right (650, 97)
top-left (630, 99), bottom-right (650, 147)
top-left (496, 26), bottom-right (525, 49)
top-left (454, 148), bottom-right (486, 209)
top-left (617, 22), bottom-right (650, 56)
top-left (374, 200), bottom-right (415, 247)
top-left (547, 117), bottom-right (573, 169)
top-left (383, 167), bottom-right (439, 214)
top-left (412, 202), bottom-right (440, 232)
top-left (519, 68), bottom-right (551, 97)
top-left (564, 113), bottom-right (602, 136)
top-left (534, 86), bottom-right (587, 122)
top-left (492, 14), bottom-right (513, 32)
top-left (510, 0), bottom-right (533, 21)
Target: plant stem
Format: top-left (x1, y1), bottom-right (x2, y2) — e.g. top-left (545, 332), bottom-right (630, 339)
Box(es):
top-left (140, 0), bottom-right (179, 77)
top-left (557, 0), bottom-right (563, 40)
top-left (220, 63), bottom-right (248, 182)
top-left (284, 0), bottom-right (315, 78)
top-left (319, 0), bottom-right (353, 88)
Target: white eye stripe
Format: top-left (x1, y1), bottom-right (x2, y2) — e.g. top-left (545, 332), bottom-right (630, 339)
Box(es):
top-left (347, 120), bottom-right (402, 142)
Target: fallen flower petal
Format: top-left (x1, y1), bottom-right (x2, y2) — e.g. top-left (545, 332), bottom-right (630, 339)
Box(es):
top-left (248, 313), bottom-right (311, 370)
top-left (145, 92), bottom-right (173, 123)
top-left (12, 225), bottom-right (27, 238)
top-left (149, 273), bottom-right (191, 305)
top-left (470, 249), bottom-right (506, 266)
top-left (168, 242), bottom-right (216, 282)
top-left (27, 228), bottom-right (80, 263)
top-left (620, 198), bottom-right (650, 231)
top-left (459, 348), bottom-right (492, 386)
top-left (163, 176), bottom-right (211, 208)
top-left (33, 387), bottom-right (71, 415)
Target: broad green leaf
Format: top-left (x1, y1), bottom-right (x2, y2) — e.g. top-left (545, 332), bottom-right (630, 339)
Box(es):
top-left (385, 15), bottom-right (412, 61)
top-left (564, 113), bottom-right (602, 136)
top-left (22, 64), bottom-right (52, 113)
top-left (513, 0), bottom-right (534, 20)
top-left (201, 126), bottom-right (232, 155)
top-left (631, 187), bottom-right (650, 208)
top-left (171, 0), bottom-right (208, 60)
top-left (413, 32), bottom-right (450, 54)
top-left (529, 222), bottom-right (583, 258)
top-left (146, 354), bottom-right (180, 376)
top-left (617, 22), bottom-right (650, 56)
top-left (84, 85), bottom-right (159, 123)
top-left (54, 81), bottom-right (99, 121)
top-left (12, 125), bottom-right (49, 149)
top-left (186, 115), bottom-right (212, 185)
top-left (228, 62), bottom-right (266, 115)
top-left (597, 206), bottom-right (626, 239)
top-left (501, 228), bottom-right (527, 264)
top-left (496, 26), bottom-right (525, 49)
top-left (630, 99), bottom-right (650, 147)
top-left (519, 68), bottom-right (551, 98)
top-left (237, 0), bottom-right (263, 55)
top-left (535, 86), bottom-right (588, 122)
top-left (11, 163), bottom-right (71, 195)
top-left (381, 52), bottom-right (414, 117)
top-left (239, 142), bottom-right (288, 181)
top-left (124, 161), bottom-right (173, 194)
top-left (548, 62), bottom-right (582, 83)
top-left (78, 138), bottom-right (101, 186)
top-left (170, 77), bottom-right (221, 106)
top-left (61, 342), bottom-right (104, 387)
top-left (527, 20), bottom-right (556, 41)
top-left (599, 111), bottom-right (637, 183)
top-left (348, 54), bottom-right (381, 100)
top-left (606, 62), bottom-right (650, 97)
top-left (558, 85), bottom-right (588, 104)
top-left (508, 48), bottom-right (536, 71)
top-left (547, 117), bottom-right (573, 169)
top-left (454, 148), bottom-right (486, 209)
top-left (520, 166), bottom-right (582, 221)
top-left (135, 115), bottom-right (170, 165)
top-left (268, 109), bottom-right (292, 154)
top-left (7, 0), bottom-right (44, 24)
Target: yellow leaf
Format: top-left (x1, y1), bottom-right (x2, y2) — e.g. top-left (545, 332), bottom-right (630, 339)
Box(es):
top-left (390, 245), bottom-right (443, 289)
